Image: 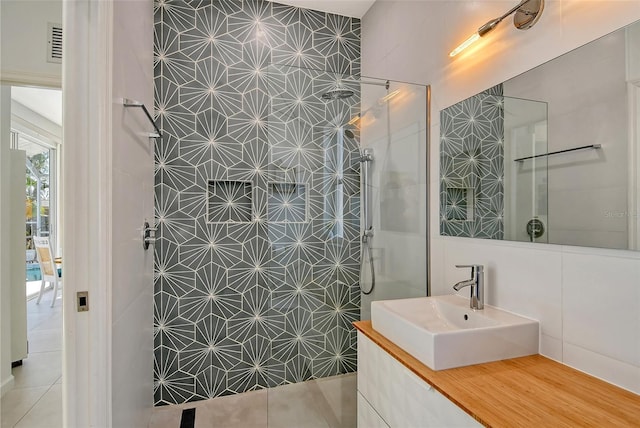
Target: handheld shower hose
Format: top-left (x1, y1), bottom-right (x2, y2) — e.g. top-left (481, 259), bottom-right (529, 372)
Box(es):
top-left (359, 148), bottom-right (375, 295)
top-left (361, 228), bottom-right (375, 295)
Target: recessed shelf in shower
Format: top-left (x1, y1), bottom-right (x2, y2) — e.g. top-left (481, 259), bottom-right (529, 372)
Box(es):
top-left (267, 182), bottom-right (308, 223)
top-left (207, 180), bottom-right (253, 223)
top-left (445, 187), bottom-right (475, 221)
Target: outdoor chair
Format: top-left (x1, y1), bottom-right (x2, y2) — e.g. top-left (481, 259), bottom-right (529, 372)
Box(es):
top-left (33, 236), bottom-right (62, 307)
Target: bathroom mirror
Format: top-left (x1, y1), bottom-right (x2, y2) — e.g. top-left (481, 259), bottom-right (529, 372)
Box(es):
top-left (440, 19), bottom-right (640, 251)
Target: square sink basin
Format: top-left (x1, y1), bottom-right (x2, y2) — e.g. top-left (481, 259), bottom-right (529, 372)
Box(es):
top-left (371, 295), bottom-right (539, 370)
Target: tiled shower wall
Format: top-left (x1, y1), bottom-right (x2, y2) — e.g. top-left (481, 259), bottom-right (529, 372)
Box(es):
top-left (154, 0), bottom-right (361, 405)
top-left (439, 85), bottom-right (504, 239)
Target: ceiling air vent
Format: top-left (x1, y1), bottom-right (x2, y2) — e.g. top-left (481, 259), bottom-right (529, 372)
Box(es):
top-left (47, 23), bottom-right (62, 64)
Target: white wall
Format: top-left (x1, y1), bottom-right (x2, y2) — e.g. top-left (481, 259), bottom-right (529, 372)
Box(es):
top-left (9, 149), bottom-right (27, 364)
top-left (362, 0), bottom-right (640, 394)
top-left (62, 0), bottom-right (153, 425)
top-left (0, 0), bottom-right (62, 87)
top-left (110, 0), bottom-right (155, 426)
top-left (0, 86), bottom-right (15, 396)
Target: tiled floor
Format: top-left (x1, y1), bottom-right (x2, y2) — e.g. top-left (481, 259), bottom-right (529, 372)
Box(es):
top-left (2, 292), bottom-right (357, 428)
top-left (149, 373), bottom-right (357, 428)
top-left (1, 289), bottom-right (63, 428)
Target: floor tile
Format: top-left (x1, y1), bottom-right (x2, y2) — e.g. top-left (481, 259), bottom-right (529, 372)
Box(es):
top-left (196, 389), bottom-right (267, 428)
top-left (310, 374), bottom-right (357, 428)
top-left (26, 290), bottom-right (62, 332)
top-left (149, 374), bottom-right (357, 428)
top-left (267, 382), bottom-right (330, 428)
top-left (2, 287), bottom-right (62, 428)
top-left (0, 386), bottom-right (49, 428)
top-left (148, 405), bottom-right (183, 428)
top-left (12, 351), bottom-right (62, 389)
top-left (14, 385), bottom-right (62, 428)
top-left (26, 329), bottom-right (62, 353)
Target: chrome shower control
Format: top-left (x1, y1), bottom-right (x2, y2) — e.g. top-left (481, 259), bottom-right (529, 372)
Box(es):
top-left (143, 221), bottom-right (157, 250)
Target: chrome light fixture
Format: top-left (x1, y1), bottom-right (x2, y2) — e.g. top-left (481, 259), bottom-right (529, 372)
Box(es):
top-left (449, 0), bottom-right (544, 57)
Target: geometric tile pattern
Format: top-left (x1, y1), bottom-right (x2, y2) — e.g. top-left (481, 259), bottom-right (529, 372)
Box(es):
top-left (268, 183), bottom-right (307, 223)
top-left (208, 180), bottom-right (253, 223)
top-left (154, 0), bottom-right (361, 405)
top-left (444, 187), bottom-right (469, 221)
top-left (440, 84), bottom-right (504, 239)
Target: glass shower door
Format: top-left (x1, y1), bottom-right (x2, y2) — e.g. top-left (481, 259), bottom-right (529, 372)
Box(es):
top-left (502, 96), bottom-right (548, 243)
top-left (263, 63), bottom-right (429, 426)
top-left (359, 80), bottom-right (429, 320)
top-left (265, 64), bottom-right (361, 427)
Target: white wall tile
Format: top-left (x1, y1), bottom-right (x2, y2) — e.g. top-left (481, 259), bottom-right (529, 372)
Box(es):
top-left (428, 238), bottom-right (445, 296)
top-left (111, 286), bottom-right (155, 428)
top-left (563, 342), bottom-right (640, 395)
top-left (111, 0), bottom-right (154, 425)
top-left (540, 334), bottom-right (563, 362)
top-left (549, 188), bottom-right (628, 233)
top-left (442, 238), bottom-right (562, 340)
top-left (562, 253), bottom-right (640, 366)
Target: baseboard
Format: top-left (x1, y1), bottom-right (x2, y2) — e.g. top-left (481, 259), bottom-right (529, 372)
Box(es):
top-left (0, 374), bottom-right (15, 397)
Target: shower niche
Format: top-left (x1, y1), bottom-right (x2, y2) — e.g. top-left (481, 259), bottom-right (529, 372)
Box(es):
top-left (207, 180), bottom-right (253, 223)
top-left (267, 182), bottom-right (308, 223)
top-left (444, 186), bottom-right (475, 222)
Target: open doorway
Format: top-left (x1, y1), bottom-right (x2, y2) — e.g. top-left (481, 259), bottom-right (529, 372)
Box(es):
top-left (1, 85), bottom-right (63, 428)
top-left (12, 86), bottom-right (61, 300)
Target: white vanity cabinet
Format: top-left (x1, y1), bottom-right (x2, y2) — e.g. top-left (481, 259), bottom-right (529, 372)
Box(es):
top-left (357, 332), bottom-right (481, 428)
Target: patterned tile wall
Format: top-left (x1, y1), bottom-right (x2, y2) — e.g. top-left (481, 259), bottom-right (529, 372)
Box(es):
top-left (208, 180), bottom-right (253, 223)
top-left (154, 0), bottom-right (361, 405)
top-left (440, 85), bottom-right (504, 239)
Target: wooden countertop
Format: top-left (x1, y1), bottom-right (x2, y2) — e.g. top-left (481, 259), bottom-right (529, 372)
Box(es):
top-left (354, 320), bottom-right (640, 427)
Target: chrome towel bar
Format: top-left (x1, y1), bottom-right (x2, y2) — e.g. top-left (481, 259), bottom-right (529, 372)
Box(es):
top-left (123, 98), bottom-right (162, 139)
top-left (514, 144), bottom-right (601, 162)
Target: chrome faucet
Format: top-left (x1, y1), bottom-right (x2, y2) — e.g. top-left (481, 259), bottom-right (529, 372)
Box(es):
top-left (453, 265), bottom-right (484, 310)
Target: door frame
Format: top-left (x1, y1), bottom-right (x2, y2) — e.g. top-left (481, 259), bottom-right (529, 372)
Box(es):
top-left (628, 80), bottom-right (640, 250)
top-left (62, 0), bottom-right (114, 426)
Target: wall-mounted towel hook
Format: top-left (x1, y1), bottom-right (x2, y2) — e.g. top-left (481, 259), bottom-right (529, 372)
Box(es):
top-left (123, 98), bottom-right (162, 140)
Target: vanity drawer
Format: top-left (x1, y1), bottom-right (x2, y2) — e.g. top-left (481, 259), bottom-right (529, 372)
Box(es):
top-left (357, 332), bottom-right (480, 428)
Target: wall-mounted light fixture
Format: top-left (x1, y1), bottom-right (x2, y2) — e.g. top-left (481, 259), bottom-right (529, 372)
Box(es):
top-left (378, 90), bottom-right (401, 104)
top-left (449, 0), bottom-right (544, 57)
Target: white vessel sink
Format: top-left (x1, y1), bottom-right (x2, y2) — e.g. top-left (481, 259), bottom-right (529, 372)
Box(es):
top-left (371, 295), bottom-right (539, 370)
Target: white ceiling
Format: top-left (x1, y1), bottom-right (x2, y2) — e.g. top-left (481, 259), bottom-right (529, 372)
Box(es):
top-left (266, 0), bottom-right (377, 18)
top-left (11, 86), bottom-right (62, 127)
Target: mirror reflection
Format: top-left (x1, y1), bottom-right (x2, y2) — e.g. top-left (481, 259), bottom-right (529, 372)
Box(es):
top-left (440, 20), bottom-right (640, 251)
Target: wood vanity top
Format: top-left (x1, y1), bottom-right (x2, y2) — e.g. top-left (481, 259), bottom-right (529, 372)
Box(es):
top-left (354, 320), bottom-right (640, 427)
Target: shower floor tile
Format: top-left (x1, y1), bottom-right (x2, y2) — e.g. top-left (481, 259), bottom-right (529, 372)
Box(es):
top-left (149, 373), bottom-right (357, 428)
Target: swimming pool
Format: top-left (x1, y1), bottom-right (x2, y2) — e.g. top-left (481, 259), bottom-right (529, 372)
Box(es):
top-left (26, 264), bottom-right (62, 281)
top-left (26, 264), bottom-right (42, 281)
